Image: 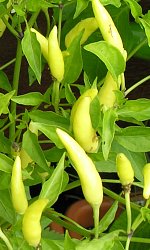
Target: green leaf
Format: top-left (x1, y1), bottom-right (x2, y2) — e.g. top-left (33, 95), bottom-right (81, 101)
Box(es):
top-left (41, 238), bottom-right (64, 249)
top-left (39, 153), bottom-right (65, 206)
top-left (0, 153), bottom-right (13, 173)
top-left (102, 109), bottom-right (117, 160)
top-left (74, 0), bottom-right (89, 18)
top-left (98, 200), bottom-right (119, 234)
top-left (64, 231), bottom-right (76, 250)
top-left (117, 99), bottom-right (150, 121)
top-left (124, 0), bottom-right (142, 21)
top-left (115, 126), bottom-right (150, 152)
top-left (11, 92), bottom-right (44, 106)
top-left (90, 95), bottom-right (101, 129)
top-left (0, 70), bottom-right (12, 92)
top-left (21, 27), bottom-right (41, 83)
top-left (62, 31), bottom-right (83, 85)
top-left (141, 207), bottom-right (150, 223)
top-left (139, 11), bottom-right (150, 46)
top-left (29, 110), bottom-right (70, 130)
top-left (0, 90), bottom-right (15, 115)
top-left (0, 131), bottom-right (11, 154)
top-left (31, 122), bottom-right (64, 148)
top-left (22, 130), bottom-right (49, 172)
top-left (101, 0), bottom-right (121, 7)
top-left (111, 239), bottom-right (125, 250)
top-left (0, 189), bottom-right (15, 224)
top-left (76, 230), bottom-right (120, 250)
top-left (26, 0), bottom-right (53, 12)
top-left (44, 147), bottom-right (64, 163)
top-left (91, 151), bottom-right (117, 173)
top-left (84, 41), bottom-right (125, 81)
top-left (0, 172), bottom-right (11, 190)
top-left (65, 84), bottom-right (76, 104)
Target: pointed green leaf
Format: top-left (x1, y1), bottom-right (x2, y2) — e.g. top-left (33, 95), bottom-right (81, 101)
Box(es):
top-left (62, 31), bottom-right (83, 85)
top-left (115, 126), bottom-right (150, 152)
top-left (139, 11), bottom-right (150, 46)
top-left (102, 109), bottom-right (117, 160)
top-left (22, 27), bottom-right (41, 83)
top-left (84, 41), bottom-right (125, 81)
top-left (0, 90), bottom-right (15, 115)
top-left (124, 0), bottom-right (142, 21)
top-left (29, 110), bottom-right (70, 130)
top-left (11, 92), bottom-right (44, 106)
top-left (39, 153), bottom-right (65, 207)
top-left (0, 70), bottom-right (12, 92)
top-left (74, 0), bottom-right (89, 18)
top-left (22, 130), bottom-right (49, 172)
top-left (30, 122), bottom-right (64, 148)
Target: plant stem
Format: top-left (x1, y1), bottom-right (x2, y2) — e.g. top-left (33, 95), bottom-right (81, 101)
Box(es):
top-left (0, 227), bottom-right (13, 250)
top-left (28, 10), bottom-right (41, 28)
top-left (125, 75), bottom-right (150, 96)
top-left (2, 16), bottom-right (19, 39)
top-left (42, 8), bottom-right (51, 37)
top-left (125, 191), bottom-right (132, 235)
top-left (0, 58), bottom-right (16, 70)
top-left (44, 209), bottom-right (92, 238)
top-left (52, 80), bottom-right (60, 113)
top-left (93, 205), bottom-right (100, 239)
top-left (119, 236), bottom-right (150, 244)
top-left (58, 3), bottom-right (63, 46)
top-left (124, 187), bottom-right (132, 250)
top-left (103, 187), bottom-right (140, 211)
top-left (9, 40), bottom-right (22, 141)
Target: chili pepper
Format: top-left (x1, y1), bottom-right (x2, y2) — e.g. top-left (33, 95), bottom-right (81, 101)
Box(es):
top-left (98, 72), bottom-right (118, 110)
top-left (143, 163), bottom-right (150, 200)
top-left (22, 198), bottom-right (49, 247)
top-left (48, 25), bottom-right (64, 82)
top-left (72, 96), bottom-right (99, 153)
top-left (91, 0), bottom-right (127, 60)
top-left (10, 155), bottom-right (28, 214)
top-left (56, 128), bottom-right (103, 208)
top-left (30, 28), bottom-right (48, 61)
top-left (116, 153), bottom-right (134, 186)
top-left (65, 17), bottom-right (98, 48)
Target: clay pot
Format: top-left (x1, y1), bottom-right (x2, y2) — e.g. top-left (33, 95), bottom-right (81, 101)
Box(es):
top-left (49, 196), bottom-right (124, 238)
top-left (64, 196), bottom-right (124, 239)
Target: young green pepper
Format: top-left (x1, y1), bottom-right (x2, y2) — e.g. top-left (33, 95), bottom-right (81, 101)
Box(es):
top-left (116, 153), bottom-right (134, 186)
top-left (10, 156), bottom-right (28, 214)
top-left (22, 198), bottom-right (49, 247)
top-left (65, 17), bottom-right (98, 48)
top-left (143, 163), bottom-right (150, 200)
top-left (48, 25), bottom-right (64, 82)
top-left (56, 128), bottom-right (103, 208)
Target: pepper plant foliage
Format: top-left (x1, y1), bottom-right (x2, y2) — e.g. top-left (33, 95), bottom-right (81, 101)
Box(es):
top-left (0, 0), bottom-right (150, 249)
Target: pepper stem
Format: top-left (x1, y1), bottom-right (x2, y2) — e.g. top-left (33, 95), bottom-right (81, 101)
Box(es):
top-left (0, 227), bottom-right (13, 250)
top-left (124, 185), bottom-right (132, 250)
top-left (93, 204), bottom-right (100, 239)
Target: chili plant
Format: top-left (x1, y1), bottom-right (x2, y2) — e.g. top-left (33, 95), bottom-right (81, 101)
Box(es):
top-left (0, 0), bottom-right (150, 249)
